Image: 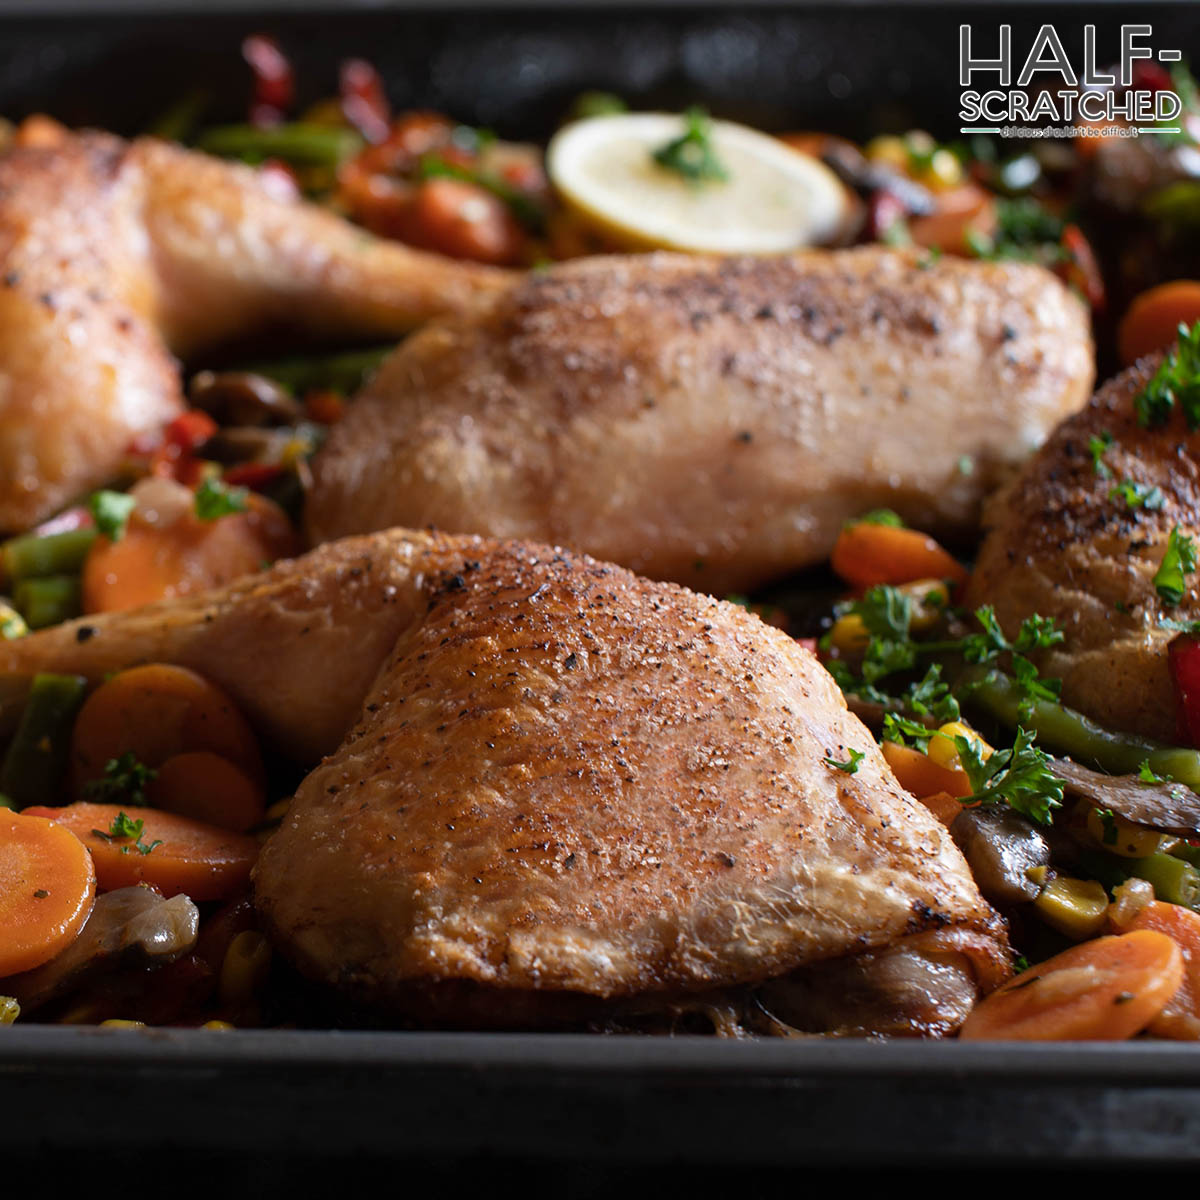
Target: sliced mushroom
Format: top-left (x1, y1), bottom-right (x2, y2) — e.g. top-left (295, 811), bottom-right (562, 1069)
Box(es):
top-left (5, 886), bottom-right (199, 1012)
top-left (949, 805), bottom-right (1051, 906)
top-left (1051, 756), bottom-right (1200, 839)
top-left (188, 371), bottom-right (300, 427)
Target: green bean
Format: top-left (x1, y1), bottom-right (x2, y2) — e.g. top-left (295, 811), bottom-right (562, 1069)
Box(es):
top-left (961, 667), bottom-right (1200, 791)
top-left (13, 576), bottom-right (81, 630)
top-left (1127, 851), bottom-right (1200, 908)
top-left (0, 673), bottom-right (87, 809)
top-left (196, 123), bottom-right (362, 168)
top-left (2, 528), bottom-right (96, 582)
top-left (146, 88), bottom-right (209, 143)
top-left (239, 345), bottom-right (394, 396)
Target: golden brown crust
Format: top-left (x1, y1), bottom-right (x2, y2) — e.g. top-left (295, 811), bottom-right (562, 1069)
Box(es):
top-left (0, 528), bottom-right (1008, 1025)
top-left (967, 354), bottom-right (1199, 741)
top-left (308, 246), bottom-right (1094, 591)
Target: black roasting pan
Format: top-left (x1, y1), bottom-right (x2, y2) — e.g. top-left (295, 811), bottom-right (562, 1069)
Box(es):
top-left (2, 1), bottom-right (1200, 1176)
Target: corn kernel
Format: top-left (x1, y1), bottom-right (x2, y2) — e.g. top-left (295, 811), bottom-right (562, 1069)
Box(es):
top-left (896, 578), bottom-right (950, 632)
top-left (829, 612), bottom-right (871, 653)
top-left (99, 1019), bottom-right (146, 1029)
top-left (923, 148), bottom-right (964, 190)
top-left (864, 135), bottom-right (910, 172)
top-left (0, 997), bottom-right (19, 1024)
top-left (1033, 875), bottom-right (1110, 940)
top-left (1086, 808), bottom-right (1164, 858)
top-left (927, 721), bottom-right (992, 771)
top-left (219, 930), bottom-right (272, 1009)
top-left (201, 1019), bottom-right (236, 1031)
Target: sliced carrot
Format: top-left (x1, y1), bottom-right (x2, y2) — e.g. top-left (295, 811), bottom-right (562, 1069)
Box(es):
top-left (1119, 900), bottom-right (1200, 1041)
top-left (81, 493), bottom-right (297, 615)
top-left (881, 740), bottom-right (973, 800)
top-left (0, 809), bottom-right (96, 977)
top-left (908, 183), bottom-right (997, 257)
top-left (916, 789), bottom-right (970, 827)
top-left (958, 931), bottom-right (1184, 1041)
top-left (1117, 281), bottom-right (1200, 367)
top-left (146, 752), bottom-right (266, 834)
top-left (23, 803), bottom-right (258, 902)
top-left (831, 522), bottom-right (967, 591)
top-left (409, 177), bottom-right (526, 266)
top-left (71, 664), bottom-right (265, 796)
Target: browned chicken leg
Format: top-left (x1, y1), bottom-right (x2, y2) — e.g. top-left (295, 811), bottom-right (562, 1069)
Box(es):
top-left (307, 246), bottom-right (1093, 592)
top-left (968, 354), bottom-right (1198, 742)
top-left (0, 528), bottom-right (1009, 1032)
top-left (0, 132), bottom-right (514, 533)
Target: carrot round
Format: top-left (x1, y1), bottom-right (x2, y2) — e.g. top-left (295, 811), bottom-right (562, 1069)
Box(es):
top-left (831, 522), bottom-right (967, 591)
top-left (1120, 900), bottom-right (1200, 1041)
top-left (146, 751), bottom-right (266, 833)
top-left (0, 809), bottom-right (96, 976)
top-left (23, 803), bottom-right (258, 902)
top-left (71, 664), bottom-right (265, 795)
top-left (81, 494), bottom-right (296, 615)
top-left (959, 931), bottom-right (1184, 1041)
top-left (881, 740), bottom-right (973, 800)
top-left (915, 789), bottom-right (970, 827)
top-left (908, 183), bottom-right (997, 257)
top-left (1117, 281), bottom-right (1200, 367)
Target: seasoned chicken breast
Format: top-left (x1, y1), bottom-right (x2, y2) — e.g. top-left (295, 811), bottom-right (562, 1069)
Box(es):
top-left (0, 529), bottom-right (1009, 1032)
top-left (0, 131), bottom-right (513, 533)
top-left (307, 247), bottom-right (1094, 592)
top-left (967, 354), bottom-right (1192, 743)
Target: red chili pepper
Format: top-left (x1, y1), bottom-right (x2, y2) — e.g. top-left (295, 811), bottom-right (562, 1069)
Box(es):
top-left (223, 463), bottom-right (288, 489)
top-left (340, 58), bottom-right (391, 144)
top-left (866, 190), bottom-right (908, 243)
top-left (164, 410), bottom-right (218, 454)
top-left (1169, 633), bottom-right (1200, 747)
top-left (242, 34), bottom-right (295, 127)
top-left (1060, 224), bottom-right (1106, 314)
top-left (31, 505), bottom-right (94, 537)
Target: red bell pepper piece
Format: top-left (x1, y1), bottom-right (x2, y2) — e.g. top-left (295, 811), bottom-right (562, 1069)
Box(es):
top-left (1168, 632), bottom-right (1200, 747)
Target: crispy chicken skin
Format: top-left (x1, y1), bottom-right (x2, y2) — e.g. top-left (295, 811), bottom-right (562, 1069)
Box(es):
top-left (0, 132), bottom-right (513, 533)
top-left (307, 246), bottom-right (1093, 592)
top-left (967, 354), bottom-right (1192, 743)
top-left (0, 528), bottom-right (1009, 1030)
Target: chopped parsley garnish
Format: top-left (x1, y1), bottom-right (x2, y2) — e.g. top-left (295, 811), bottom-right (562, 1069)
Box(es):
top-left (1094, 806), bottom-right (1119, 846)
top-left (1153, 526), bottom-right (1198, 606)
top-left (881, 711), bottom-right (938, 751)
top-left (91, 810), bottom-right (163, 857)
top-left (824, 748), bottom-right (865, 774)
top-left (1109, 479), bottom-right (1165, 511)
top-left (85, 752), bottom-right (158, 806)
top-left (968, 197), bottom-right (1065, 262)
top-left (1134, 321), bottom-right (1200, 430)
top-left (194, 477), bottom-right (249, 522)
top-left (956, 726), bottom-right (1064, 825)
top-left (651, 107), bottom-right (728, 185)
top-left (849, 509), bottom-right (905, 528)
top-left (88, 490), bottom-right (137, 542)
top-left (1139, 759), bottom-right (1169, 784)
top-left (1160, 615), bottom-right (1200, 634)
top-left (1087, 431), bottom-right (1114, 479)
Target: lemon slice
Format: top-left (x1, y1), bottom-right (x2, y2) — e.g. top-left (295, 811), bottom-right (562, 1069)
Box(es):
top-left (547, 112), bottom-right (851, 254)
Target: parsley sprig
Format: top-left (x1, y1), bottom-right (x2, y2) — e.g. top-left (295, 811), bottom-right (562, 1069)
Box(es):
top-left (1154, 526), bottom-right (1198, 606)
top-left (823, 748), bottom-right (865, 775)
top-left (88, 490), bottom-right (137, 542)
top-left (1109, 479), bottom-right (1165, 511)
top-left (85, 752), bottom-right (158, 806)
top-left (194, 477), bottom-right (249, 522)
top-left (1087, 431), bottom-right (1114, 479)
top-left (955, 726), bottom-right (1064, 825)
top-left (90, 810), bottom-right (163, 857)
top-left (1134, 320), bottom-right (1200, 430)
top-left (651, 107), bottom-right (729, 185)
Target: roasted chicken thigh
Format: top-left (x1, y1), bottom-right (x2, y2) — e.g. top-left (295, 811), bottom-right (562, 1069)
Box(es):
top-left (308, 246), bottom-right (1093, 591)
top-left (0, 529), bottom-right (1010, 1032)
top-left (0, 132), bottom-right (512, 533)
